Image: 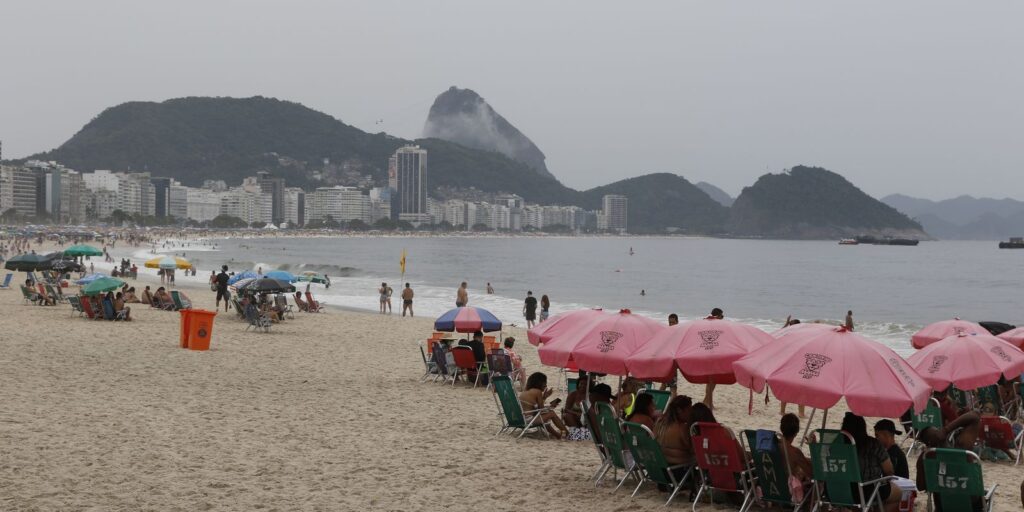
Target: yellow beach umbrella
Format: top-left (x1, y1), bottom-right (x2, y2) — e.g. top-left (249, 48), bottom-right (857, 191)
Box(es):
top-left (144, 256), bottom-right (192, 270)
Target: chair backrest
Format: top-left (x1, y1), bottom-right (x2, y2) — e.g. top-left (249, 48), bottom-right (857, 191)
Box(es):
top-left (691, 422), bottom-right (747, 492)
top-left (974, 385), bottom-right (1002, 415)
top-left (911, 397), bottom-right (943, 432)
top-left (487, 350), bottom-right (514, 376)
top-left (622, 421), bottom-right (675, 486)
top-left (922, 448), bottom-right (986, 511)
top-left (742, 429), bottom-right (794, 505)
top-left (101, 298), bottom-right (116, 320)
top-left (79, 296), bottom-right (95, 318)
top-left (979, 415), bottom-right (1014, 451)
top-left (948, 385), bottom-right (971, 410)
top-left (244, 303), bottom-right (260, 324)
top-left (37, 284), bottom-right (47, 297)
top-left (483, 335), bottom-right (498, 352)
top-left (20, 285), bottom-right (31, 298)
top-left (451, 346), bottom-right (478, 371)
top-left (305, 291), bottom-right (317, 306)
top-left (1, 273), bottom-right (12, 286)
top-left (430, 342), bottom-right (450, 375)
top-left (492, 375), bottom-right (526, 428)
top-left (567, 378), bottom-right (578, 393)
top-left (69, 296), bottom-right (83, 312)
top-left (596, 402), bottom-right (629, 470)
top-left (639, 389), bottom-right (672, 413)
top-left (171, 291), bottom-right (184, 309)
top-left (809, 429), bottom-right (862, 506)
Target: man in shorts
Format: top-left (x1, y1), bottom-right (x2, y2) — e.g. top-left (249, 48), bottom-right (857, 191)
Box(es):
top-left (378, 282), bottom-right (388, 314)
top-left (215, 265), bottom-right (230, 311)
top-left (401, 283), bottom-right (414, 317)
top-left (523, 291), bottom-right (538, 328)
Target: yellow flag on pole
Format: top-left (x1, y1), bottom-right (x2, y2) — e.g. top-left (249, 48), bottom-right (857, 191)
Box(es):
top-left (399, 249), bottom-right (407, 280)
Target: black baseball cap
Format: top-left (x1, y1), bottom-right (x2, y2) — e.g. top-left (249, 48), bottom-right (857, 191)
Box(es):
top-left (873, 419), bottom-right (902, 435)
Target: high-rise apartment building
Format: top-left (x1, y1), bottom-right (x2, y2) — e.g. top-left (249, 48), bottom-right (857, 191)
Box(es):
top-left (391, 145), bottom-right (429, 225)
top-left (601, 194), bottom-right (628, 233)
top-left (256, 171), bottom-right (285, 225)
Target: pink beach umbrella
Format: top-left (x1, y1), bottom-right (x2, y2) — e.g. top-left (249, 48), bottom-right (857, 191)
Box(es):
top-left (527, 308), bottom-right (606, 346)
top-left (733, 325), bottom-right (931, 418)
top-left (907, 333), bottom-right (1024, 391)
top-left (626, 319), bottom-right (773, 384)
top-left (769, 322), bottom-right (837, 339)
top-left (537, 309), bottom-right (665, 375)
top-left (996, 327), bottom-right (1024, 349)
top-left (911, 318), bottom-right (986, 349)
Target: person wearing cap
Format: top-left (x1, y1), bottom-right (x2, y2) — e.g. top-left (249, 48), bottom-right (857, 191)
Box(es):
top-left (874, 419), bottom-right (909, 478)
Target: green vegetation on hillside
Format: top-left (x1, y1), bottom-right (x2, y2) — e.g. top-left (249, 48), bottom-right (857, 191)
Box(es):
top-left (581, 173), bottom-right (729, 234)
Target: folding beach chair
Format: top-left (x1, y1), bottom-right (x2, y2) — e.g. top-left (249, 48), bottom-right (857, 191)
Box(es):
top-left (809, 429), bottom-right (894, 511)
top-left (486, 349), bottom-right (522, 390)
top-left (36, 284), bottom-right (54, 305)
top-left (978, 415), bottom-right (1022, 464)
top-left (451, 346), bottom-right (484, 388)
top-left (974, 385), bottom-right (1003, 416)
top-left (581, 399), bottom-right (612, 483)
top-left (594, 402), bottom-right (641, 491)
top-left (305, 291), bottom-right (324, 312)
top-left (100, 298), bottom-right (121, 320)
top-left (690, 421), bottom-right (755, 511)
top-left (274, 295), bottom-right (294, 319)
top-left (741, 429), bottom-right (810, 511)
top-left (171, 291), bottom-right (192, 310)
top-left (638, 389), bottom-right (672, 413)
top-left (45, 284), bottom-right (66, 304)
top-left (69, 295), bottom-right (85, 317)
top-left (922, 448), bottom-right (997, 511)
top-left (621, 421), bottom-right (694, 505)
top-left (79, 296), bottom-right (97, 319)
top-left (419, 343), bottom-right (439, 382)
top-left (904, 397), bottom-right (943, 456)
top-left (19, 285), bottom-right (39, 305)
top-left (491, 375), bottom-right (553, 439)
top-left (243, 303), bottom-right (271, 333)
top-left (0, 273), bottom-right (12, 289)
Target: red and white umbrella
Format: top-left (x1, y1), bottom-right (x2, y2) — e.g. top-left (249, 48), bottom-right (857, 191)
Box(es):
top-left (537, 309), bottom-right (664, 375)
top-left (911, 318), bottom-right (986, 349)
top-left (733, 325), bottom-right (931, 417)
top-left (996, 327), bottom-right (1024, 349)
top-left (907, 333), bottom-right (1024, 391)
top-left (625, 318), bottom-right (773, 384)
top-left (527, 308), bottom-right (606, 346)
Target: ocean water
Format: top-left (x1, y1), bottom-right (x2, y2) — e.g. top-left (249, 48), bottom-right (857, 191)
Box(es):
top-left (137, 236), bottom-right (1023, 355)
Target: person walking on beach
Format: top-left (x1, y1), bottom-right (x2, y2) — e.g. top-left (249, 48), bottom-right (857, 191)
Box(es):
top-left (401, 283), bottom-right (414, 317)
top-left (540, 294), bottom-right (550, 322)
top-left (378, 282), bottom-right (388, 314)
top-left (523, 291), bottom-right (538, 328)
top-left (845, 310), bottom-right (855, 331)
top-left (215, 265), bottom-right (230, 311)
top-left (486, 282), bottom-right (494, 294)
top-left (456, 282), bottom-right (468, 307)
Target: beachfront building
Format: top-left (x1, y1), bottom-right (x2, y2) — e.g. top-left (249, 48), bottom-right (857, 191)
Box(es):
top-left (186, 188), bottom-right (222, 223)
top-left (219, 188), bottom-right (262, 225)
top-left (256, 171), bottom-right (285, 225)
top-left (391, 145), bottom-right (429, 225)
top-left (283, 187), bottom-right (305, 227)
top-left (0, 166), bottom-right (42, 217)
top-left (58, 170), bottom-right (88, 224)
top-left (600, 194), bottom-right (628, 233)
top-left (168, 182), bottom-right (189, 219)
top-left (308, 186), bottom-right (371, 224)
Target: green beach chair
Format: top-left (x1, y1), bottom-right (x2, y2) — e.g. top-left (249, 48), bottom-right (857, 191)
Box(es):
top-left (638, 389), bottom-right (671, 413)
top-left (922, 448), bottom-right (996, 512)
top-left (0, 272), bottom-right (13, 289)
top-left (621, 421), bottom-right (693, 505)
top-left (741, 429), bottom-right (809, 511)
top-left (594, 401), bottom-right (640, 491)
top-left (905, 397), bottom-right (943, 456)
top-left (491, 375), bottom-right (552, 439)
top-left (809, 429), bottom-right (894, 511)
top-left (974, 385), bottom-right (1003, 416)
top-left (170, 290), bottom-right (191, 310)
top-left (20, 285), bottom-right (39, 305)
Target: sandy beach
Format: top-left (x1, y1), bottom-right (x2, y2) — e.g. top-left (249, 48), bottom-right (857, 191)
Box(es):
top-left (1, 256), bottom-right (1022, 511)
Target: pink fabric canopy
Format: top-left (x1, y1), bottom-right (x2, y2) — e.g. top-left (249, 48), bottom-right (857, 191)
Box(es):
top-left (911, 318), bottom-right (986, 349)
top-left (907, 333), bottom-right (1024, 391)
top-left (537, 309), bottom-right (664, 375)
top-left (527, 308), bottom-right (605, 346)
top-left (625, 318), bottom-right (773, 384)
top-left (996, 327), bottom-right (1024, 349)
top-left (733, 325), bottom-right (931, 418)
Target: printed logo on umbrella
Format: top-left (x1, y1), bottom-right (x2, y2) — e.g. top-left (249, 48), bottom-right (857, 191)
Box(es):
top-left (799, 353), bottom-right (832, 379)
top-left (990, 346), bottom-right (1012, 362)
top-left (698, 330), bottom-right (723, 350)
top-left (598, 331), bottom-right (623, 353)
top-left (888, 358), bottom-right (917, 387)
top-left (952, 326), bottom-right (967, 336)
top-left (927, 355), bottom-right (948, 374)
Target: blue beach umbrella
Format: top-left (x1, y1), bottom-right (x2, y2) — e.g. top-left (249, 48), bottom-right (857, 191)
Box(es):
top-left (265, 270), bottom-right (295, 282)
top-left (228, 270), bottom-right (259, 285)
top-left (434, 306), bottom-right (503, 333)
top-left (76, 273), bottom-right (110, 285)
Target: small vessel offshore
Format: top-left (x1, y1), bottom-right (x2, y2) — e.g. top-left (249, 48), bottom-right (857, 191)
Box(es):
top-left (855, 236), bottom-right (920, 246)
top-left (998, 237), bottom-right (1024, 249)
top-left (838, 239), bottom-right (859, 245)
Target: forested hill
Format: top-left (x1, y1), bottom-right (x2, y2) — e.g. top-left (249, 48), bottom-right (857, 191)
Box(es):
top-left (729, 166), bottom-right (927, 239)
top-left (581, 173), bottom-right (729, 234)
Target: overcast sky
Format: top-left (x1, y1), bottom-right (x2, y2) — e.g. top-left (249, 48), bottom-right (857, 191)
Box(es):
top-left (2, 1), bottom-right (1022, 200)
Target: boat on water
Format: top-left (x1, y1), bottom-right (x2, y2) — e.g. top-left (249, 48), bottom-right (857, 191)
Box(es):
top-left (854, 236), bottom-right (920, 246)
top-left (838, 239), bottom-right (859, 245)
top-left (999, 237), bottom-right (1024, 249)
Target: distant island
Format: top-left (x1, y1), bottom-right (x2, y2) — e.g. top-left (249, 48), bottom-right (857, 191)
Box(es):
top-left (8, 93), bottom-right (925, 239)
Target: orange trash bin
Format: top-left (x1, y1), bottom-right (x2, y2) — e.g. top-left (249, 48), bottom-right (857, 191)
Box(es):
top-left (186, 309), bottom-right (217, 351)
top-left (179, 310), bottom-right (192, 348)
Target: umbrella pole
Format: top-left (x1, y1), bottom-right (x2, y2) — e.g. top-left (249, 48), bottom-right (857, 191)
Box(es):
top-left (800, 408), bottom-right (817, 448)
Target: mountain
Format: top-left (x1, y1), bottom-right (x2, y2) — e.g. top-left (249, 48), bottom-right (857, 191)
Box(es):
top-left (25, 96), bottom-right (575, 205)
top-left (729, 166), bottom-right (926, 239)
top-left (695, 181), bottom-right (734, 206)
top-left (881, 193), bottom-right (1024, 240)
top-left (581, 174), bottom-right (729, 234)
top-left (423, 87), bottom-right (553, 179)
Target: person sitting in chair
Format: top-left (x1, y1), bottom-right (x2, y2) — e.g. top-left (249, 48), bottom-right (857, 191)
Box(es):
top-left (626, 392), bottom-right (657, 430)
top-left (113, 292), bottom-right (131, 321)
top-left (519, 372), bottom-right (568, 439)
top-left (294, 291), bottom-right (309, 312)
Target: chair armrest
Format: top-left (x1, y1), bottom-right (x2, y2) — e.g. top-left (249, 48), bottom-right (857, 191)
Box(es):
top-left (984, 483), bottom-right (997, 501)
top-left (861, 475), bottom-right (896, 486)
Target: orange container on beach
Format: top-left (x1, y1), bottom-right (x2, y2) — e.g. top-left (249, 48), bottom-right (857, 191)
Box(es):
top-left (179, 310), bottom-right (192, 348)
top-left (186, 309), bottom-right (217, 351)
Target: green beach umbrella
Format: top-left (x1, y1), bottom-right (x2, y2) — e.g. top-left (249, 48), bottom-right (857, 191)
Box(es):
top-left (63, 244), bottom-right (104, 257)
top-left (81, 277), bottom-right (126, 296)
top-left (296, 271), bottom-right (328, 284)
top-left (4, 253), bottom-right (47, 271)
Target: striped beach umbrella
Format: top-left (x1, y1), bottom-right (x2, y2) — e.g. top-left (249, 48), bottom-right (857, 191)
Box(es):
top-left (144, 256), bottom-right (192, 270)
top-left (434, 306), bottom-right (502, 333)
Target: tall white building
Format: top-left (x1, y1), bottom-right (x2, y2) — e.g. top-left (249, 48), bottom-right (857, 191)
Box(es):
top-left (309, 186), bottom-right (370, 224)
top-left (168, 183), bottom-right (189, 219)
top-left (186, 188), bottom-right (222, 222)
top-left (392, 145), bottom-right (429, 225)
top-left (601, 194), bottom-right (628, 233)
top-left (283, 187), bottom-right (306, 226)
top-left (220, 188), bottom-right (260, 224)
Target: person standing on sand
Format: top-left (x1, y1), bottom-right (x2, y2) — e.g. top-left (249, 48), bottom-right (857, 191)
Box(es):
top-left (215, 265), bottom-right (230, 311)
top-left (378, 283), bottom-right (387, 314)
top-left (523, 291), bottom-right (538, 328)
top-left (540, 294), bottom-right (550, 322)
top-left (845, 310), bottom-right (855, 331)
top-left (401, 283), bottom-right (414, 317)
top-left (385, 283), bottom-right (394, 313)
top-left (703, 307), bottom-right (725, 410)
top-left (486, 282), bottom-right (494, 294)
top-left (456, 282), bottom-right (468, 307)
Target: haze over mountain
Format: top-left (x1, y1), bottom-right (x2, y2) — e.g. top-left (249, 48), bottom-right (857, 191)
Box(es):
top-left (13, 95), bottom-right (921, 238)
top-left (695, 182), bottom-right (734, 207)
top-left (423, 87), bottom-right (553, 179)
top-left (882, 194), bottom-right (1024, 240)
